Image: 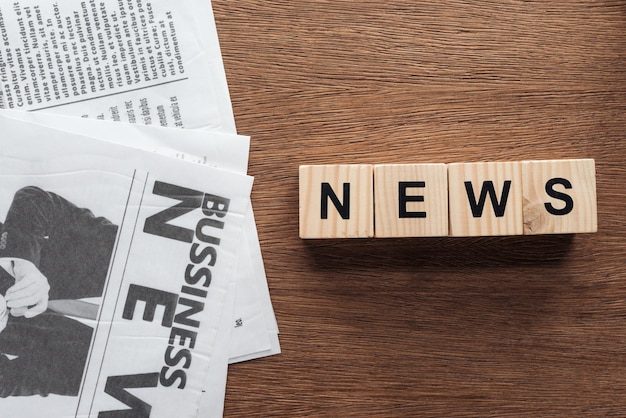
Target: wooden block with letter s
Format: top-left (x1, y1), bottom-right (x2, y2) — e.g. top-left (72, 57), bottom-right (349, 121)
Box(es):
top-left (522, 159), bottom-right (597, 234)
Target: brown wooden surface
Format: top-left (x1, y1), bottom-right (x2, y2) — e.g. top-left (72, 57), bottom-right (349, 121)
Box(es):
top-left (212, 1), bottom-right (626, 416)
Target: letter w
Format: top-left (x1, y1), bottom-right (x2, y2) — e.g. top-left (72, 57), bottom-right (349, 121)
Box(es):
top-left (464, 180), bottom-right (511, 218)
top-left (98, 373), bottom-right (159, 418)
top-left (143, 181), bottom-right (203, 243)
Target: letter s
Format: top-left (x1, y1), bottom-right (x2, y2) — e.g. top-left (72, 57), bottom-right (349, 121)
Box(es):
top-left (544, 177), bottom-right (574, 216)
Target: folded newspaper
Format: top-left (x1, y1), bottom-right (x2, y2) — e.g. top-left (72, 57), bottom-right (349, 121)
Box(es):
top-left (0, 113), bottom-right (254, 417)
top-left (0, 0), bottom-right (279, 416)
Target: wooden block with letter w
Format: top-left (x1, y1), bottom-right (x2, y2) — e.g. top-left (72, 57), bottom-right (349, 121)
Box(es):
top-left (448, 161), bottom-right (524, 237)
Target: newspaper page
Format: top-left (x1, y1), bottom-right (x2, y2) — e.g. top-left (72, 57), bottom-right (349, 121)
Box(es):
top-left (0, 0), bottom-right (236, 130)
top-left (0, 114), bottom-right (252, 417)
top-left (0, 0), bottom-right (281, 363)
top-left (0, 110), bottom-right (268, 416)
top-left (0, 109), bottom-right (282, 365)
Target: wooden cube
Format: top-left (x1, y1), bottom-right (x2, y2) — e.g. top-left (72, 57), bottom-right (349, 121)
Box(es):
top-left (448, 161), bottom-right (523, 236)
top-left (299, 164), bottom-right (374, 238)
top-left (522, 159), bottom-right (597, 234)
top-left (374, 164), bottom-right (448, 237)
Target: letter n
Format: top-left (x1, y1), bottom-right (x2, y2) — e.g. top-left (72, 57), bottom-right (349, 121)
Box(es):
top-left (321, 182), bottom-right (350, 219)
top-left (143, 181), bottom-right (203, 243)
top-left (98, 373), bottom-right (159, 418)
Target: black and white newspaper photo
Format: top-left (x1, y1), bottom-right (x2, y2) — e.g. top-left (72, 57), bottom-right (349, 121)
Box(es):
top-left (0, 184), bottom-right (123, 399)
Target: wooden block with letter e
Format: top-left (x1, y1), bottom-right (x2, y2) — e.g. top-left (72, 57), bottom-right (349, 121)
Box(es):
top-left (448, 161), bottom-right (523, 236)
top-left (299, 164), bottom-right (374, 238)
top-left (374, 163), bottom-right (448, 237)
top-left (522, 159), bottom-right (597, 234)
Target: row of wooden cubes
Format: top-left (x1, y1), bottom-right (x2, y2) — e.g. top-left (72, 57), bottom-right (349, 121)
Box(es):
top-left (299, 159), bottom-right (597, 238)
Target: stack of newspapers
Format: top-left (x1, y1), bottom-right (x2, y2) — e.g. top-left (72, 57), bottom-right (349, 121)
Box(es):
top-left (0, 1), bottom-right (279, 417)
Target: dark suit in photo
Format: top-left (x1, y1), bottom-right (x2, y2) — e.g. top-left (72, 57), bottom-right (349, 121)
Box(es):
top-left (0, 186), bottom-right (118, 397)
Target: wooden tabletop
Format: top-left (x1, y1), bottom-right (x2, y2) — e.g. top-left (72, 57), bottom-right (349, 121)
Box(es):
top-left (213, 1), bottom-right (626, 416)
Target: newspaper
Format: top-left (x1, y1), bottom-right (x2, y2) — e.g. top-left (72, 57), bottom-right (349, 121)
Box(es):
top-left (0, 114), bottom-right (252, 417)
top-left (0, 0), bottom-right (235, 130)
top-left (0, 0), bottom-right (281, 364)
top-left (0, 109), bottom-right (281, 365)
top-left (1, 109), bottom-right (280, 415)
top-left (0, 0), bottom-right (281, 415)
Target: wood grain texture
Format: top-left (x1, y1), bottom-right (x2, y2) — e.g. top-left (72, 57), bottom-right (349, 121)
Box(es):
top-left (374, 163), bottom-right (449, 237)
top-left (212, 0), bottom-right (626, 416)
top-left (448, 161), bottom-right (523, 236)
top-left (522, 159), bottom-right (597, 235)
top-left (299, 164), bottom-right (374, 238)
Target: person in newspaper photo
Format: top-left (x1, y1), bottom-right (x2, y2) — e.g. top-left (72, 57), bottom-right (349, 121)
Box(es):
top-left (0, 186), bottom-right (118, 397)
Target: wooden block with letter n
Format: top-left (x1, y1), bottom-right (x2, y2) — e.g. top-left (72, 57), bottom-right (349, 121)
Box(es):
top-left (522, 159), bottom-right (597, 234)
top-left (374, 164), bottom-right (448, 237)
top-left (299, 164), bottom-right (374, 238)
top-left (448, 161), bottom-right (523, 236)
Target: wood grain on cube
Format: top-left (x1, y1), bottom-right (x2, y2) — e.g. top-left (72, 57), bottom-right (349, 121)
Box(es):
top-left (374, 164), bottom-right (448, 237)
top-left (448, 162), bottom-right (523, 237)
top-left (299, 164), bottom-right (373, 238)
top-left (522, 159), bottom-right (597, 234)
